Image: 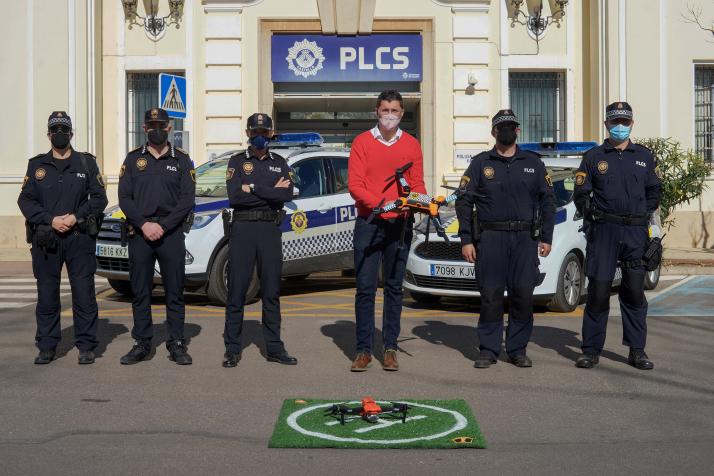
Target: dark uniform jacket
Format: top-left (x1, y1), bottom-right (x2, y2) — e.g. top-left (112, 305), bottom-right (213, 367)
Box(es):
top-left (573, 140), bottom-right (661, 216)
top-left (456, 146), bottom-right (556, 245)
top-left (18, 149), bottom-right (108, 226)
top-left (118, 143), bottom-right (196, 232)
top-left (226, 149), bottom-right (294, 211)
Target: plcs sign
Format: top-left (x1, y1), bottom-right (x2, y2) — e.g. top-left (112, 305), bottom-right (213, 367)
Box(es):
top-left (271, 34), bottom-right (423, 82)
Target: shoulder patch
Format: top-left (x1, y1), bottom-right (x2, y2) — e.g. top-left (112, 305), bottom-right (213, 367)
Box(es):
top-left (575, 171), bottom-right (587, 186)
top-left (545, 173), bottom-right (553, 188)
top-left (189, 169), bottom-right (196, 183)
top-left (23, 175), bottom-right (29, 187)
top-left (97, 174), bottom-right (106, 188)
top-left (119, 164), bottom-right (126, 178)
top-left (459, 175), bottom-right (471, 189)
top-left (226, 168), bottom-right (235, 181)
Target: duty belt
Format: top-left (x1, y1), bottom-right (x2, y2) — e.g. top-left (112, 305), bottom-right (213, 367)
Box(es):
top-left (233, 210), bottom-right (279, 222)
top-left (594, 211), bottom-right (648, 226)
top-left (480, 220), bottom-right (532, 232)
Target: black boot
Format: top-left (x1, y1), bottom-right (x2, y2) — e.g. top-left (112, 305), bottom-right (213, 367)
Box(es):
top-left (575, 352), bottom-right (600, 369)
top-left (34, 349), bottom-right (56, 365)
top-left (508, 354), bottom-right (533, 368)
top-left (120, 341), bottom-right (151, 365)
top-left (628, 348), bottom-right (654, 370)
top-left (78, 350), bottom-right (95, 365)
top-left (222, 351), bottom-right (241, 368)
top-left (473, 351), bottom-right (497, 369)
top-left (266, 351), bottom-right (298, 365)
top-left (167, 340), bottom-right (192, 365)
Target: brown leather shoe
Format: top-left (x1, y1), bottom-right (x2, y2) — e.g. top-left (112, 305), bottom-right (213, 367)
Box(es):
top-left (350, 352), bottom-right (372, 372)
top-left (382, 349), bottom-right (399, 371)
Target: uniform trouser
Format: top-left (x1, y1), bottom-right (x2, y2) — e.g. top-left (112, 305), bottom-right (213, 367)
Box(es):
top-left (31, 231), bottom-right (99, 351)
top-left (582, 223), bottom-right (648, 354)
top-left (353, 216), bottom-right (412, 354)
top-left (128, 227), bottom-right (186, 345)
top-left (476, 230), bottom-right (540, 359)
top-left (224, 220), bottom-right (284, 355)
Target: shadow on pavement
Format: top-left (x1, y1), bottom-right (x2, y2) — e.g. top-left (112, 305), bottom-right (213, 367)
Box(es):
top-left (530, 325), bottom-right (629, 364)
top-left (57, 318), bottom-right (129, 358)
top-left (411, 320), bottom-right (479, 362)
top-left (146, 322), bottom-right (203, 360)
top-left (321, 320), bottom-right (386, 364)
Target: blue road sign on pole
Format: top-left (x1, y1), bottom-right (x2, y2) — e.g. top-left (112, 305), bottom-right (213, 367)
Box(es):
top-left (159, 73), bottom-right (187, 119)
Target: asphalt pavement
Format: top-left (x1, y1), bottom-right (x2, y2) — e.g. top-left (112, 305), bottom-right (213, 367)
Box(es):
top-left (0, 267), bottom-right (712, 475)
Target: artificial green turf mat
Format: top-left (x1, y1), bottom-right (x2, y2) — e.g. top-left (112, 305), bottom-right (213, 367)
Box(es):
top-left (269, 399), bottom-right (487, 449)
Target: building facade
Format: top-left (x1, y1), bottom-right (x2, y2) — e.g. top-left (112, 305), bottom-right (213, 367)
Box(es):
top-left (2, 0), bottom-right (713, 250)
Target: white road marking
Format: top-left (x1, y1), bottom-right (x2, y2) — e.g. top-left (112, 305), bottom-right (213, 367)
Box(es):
top-left (0, 303), bottom-right (33, 309)
top-left (646, 275), bottom-right (697, 301)
top-left (354, 415), bottom-right (428, 434)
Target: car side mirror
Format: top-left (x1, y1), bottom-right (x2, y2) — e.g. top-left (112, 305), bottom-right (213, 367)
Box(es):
top-left (293, 187), bottom-right (300, 198)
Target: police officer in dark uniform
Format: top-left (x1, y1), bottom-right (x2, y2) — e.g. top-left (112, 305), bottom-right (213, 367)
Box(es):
top-left (573, 102), bottom-right (661, 370)
top-left (18, 111), bottom-right (108, 365)
top-left (456, 110), bottom-right (556, 369)
top-left (118, 108), bottom-right (196, 365)
top-left (222, 113), bottom-right (297, 368)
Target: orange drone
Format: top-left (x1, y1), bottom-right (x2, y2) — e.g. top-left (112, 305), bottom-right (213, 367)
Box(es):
top-left (325, 397), bottom-right (411, 425)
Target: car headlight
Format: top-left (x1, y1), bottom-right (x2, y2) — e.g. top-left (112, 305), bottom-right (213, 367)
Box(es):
top-left (191, 212), bottom-right (219, 230)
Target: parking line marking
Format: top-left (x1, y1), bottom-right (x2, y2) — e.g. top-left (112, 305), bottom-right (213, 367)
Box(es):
top-left (646, 275), bottom-right (696, 302)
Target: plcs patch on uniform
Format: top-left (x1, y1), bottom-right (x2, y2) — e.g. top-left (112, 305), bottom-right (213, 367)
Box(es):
top-left (575, 171), bottom-right (587, 186)
top-left (243, 161), bottom-right (254, 175)
top-left (23, 175), bottom-right (29, 186)
top-left (545, 174), bottom-right (553, 187)
top-left (483, 166), bottom-right (495, 180)
top-left (597, 161), bottom-right (608, 174)
top-left (189, 169), bottom-right (196, 183)
top-left (136, 158), bottom-right (148, 171)
top-left (226, 168), bottom-right (235, 181)
top-left (459, 175), bottom-right (471, 189)
top-left (35, 168), bottom-right (46, 181)
top-left (119, 165), bottom-right (126, 178)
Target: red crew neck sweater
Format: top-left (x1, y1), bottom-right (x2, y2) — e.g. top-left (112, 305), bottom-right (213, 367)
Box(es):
top-left (348, 130), bottom-right (426, 219)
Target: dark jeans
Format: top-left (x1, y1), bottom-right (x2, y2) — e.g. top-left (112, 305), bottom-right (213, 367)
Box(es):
top-left (353, 216), bottom-right (412, 354)
top-left (128, 227), bottom-right (186, 345)
top-left (31, 231), bottom-right (99, 351)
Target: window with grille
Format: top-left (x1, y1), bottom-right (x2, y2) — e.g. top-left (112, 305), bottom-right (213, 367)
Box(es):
top-left (126, 72), bottom-right (184, 152)
top-left (509, 71), bottom-right (566, 143)
top-left (695, 65), bottom-right (714, 165)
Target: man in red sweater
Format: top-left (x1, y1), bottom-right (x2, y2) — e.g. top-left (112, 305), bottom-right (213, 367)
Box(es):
top-left (348, 90), bottom-right (426, 372)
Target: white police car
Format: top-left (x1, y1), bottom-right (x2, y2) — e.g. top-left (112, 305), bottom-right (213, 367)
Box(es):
top-left (404, 142), bottom-right (663, 312)
top-left (95, 133), bottom-right (358, 305)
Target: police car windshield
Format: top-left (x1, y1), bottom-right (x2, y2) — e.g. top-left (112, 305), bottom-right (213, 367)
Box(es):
top-left (195, 158), bottom-right (229, 197)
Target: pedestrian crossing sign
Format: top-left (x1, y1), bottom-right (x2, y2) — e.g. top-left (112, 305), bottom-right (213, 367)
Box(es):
top-left (159, 73), bottom-right (187, 119)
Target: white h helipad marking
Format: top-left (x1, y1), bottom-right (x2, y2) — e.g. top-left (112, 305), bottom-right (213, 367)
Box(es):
top-left (286, 401), bottom-right (468, 445)
top-left (354, 415), bottom-right (428, 434)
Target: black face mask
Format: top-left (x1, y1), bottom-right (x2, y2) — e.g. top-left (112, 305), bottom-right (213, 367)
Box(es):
top-left (496, 126), bottom-right (518, 146)
top-left (147, 129), bottom-right (169, 146)
top-left (50, 132), bottom-right (71, 149)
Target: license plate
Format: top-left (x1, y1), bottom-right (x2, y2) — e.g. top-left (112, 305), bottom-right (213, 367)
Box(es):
top-left (430, 264), bottom-right (475, 278)
top-left (96, 244), bottom-right (129, 258)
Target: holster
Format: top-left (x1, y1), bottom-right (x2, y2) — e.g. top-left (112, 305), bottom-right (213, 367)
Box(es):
top-left (25, 221), bottom-right (34, 244)
top-left (183, 212), bottom-right (195, 234)
top-left (35, 224), bottom-right (58, 252)
top-left (642, 236), bottom-right (664, 272)
top-left (120, 218), bottom-right (128, 247)
top-left (531, 207), bottom-right (542, 241)
top-left (86, 215), bottom-right (102, 238)
top-left (275, 209), bottom-right (287, 226)
top-left (222, 209), bottom-right (233, 238)
top-left (471, 209), bottom-right (480, 244)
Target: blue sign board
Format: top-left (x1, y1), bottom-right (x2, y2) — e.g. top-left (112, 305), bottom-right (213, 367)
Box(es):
top-left (271, 34), bottom-right (422, 82)
top-left (159, 73), bottom-right (187, 119)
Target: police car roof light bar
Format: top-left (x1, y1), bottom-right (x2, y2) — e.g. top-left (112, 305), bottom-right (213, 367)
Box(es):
top-left (519, 141), bottom-right (598, 156)
top-left (269, 132), bottom-right (324, 148)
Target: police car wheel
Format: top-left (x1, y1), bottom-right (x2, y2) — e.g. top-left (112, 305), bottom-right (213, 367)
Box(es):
top-left (410, 291), bottom-right (441, 304)
top-left (207, 245), bottom-right (260, 305)
top-left (548, 252), bottom-right (583, 313)
top-left (108, 279), bottom-right (133, 297)
top-left (644, 264), bottom-right (661, 290)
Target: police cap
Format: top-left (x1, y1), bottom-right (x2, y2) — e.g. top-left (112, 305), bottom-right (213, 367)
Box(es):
top-left (247, 113), bottom-right (273, 130)
top-left (492, 109), bottom-right (520, 128)
top-left (47, 111), bottom-right (72, 130)
top-left (605, 102), bottom-right (633, 121)
top-left (144, 107), bottom-right (170, 123)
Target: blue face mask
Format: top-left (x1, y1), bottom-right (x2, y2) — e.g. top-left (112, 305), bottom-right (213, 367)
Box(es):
top-left (249, 135), bottom-right (270, 150)
top-left (609, 124), bottom-right (631, 142)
